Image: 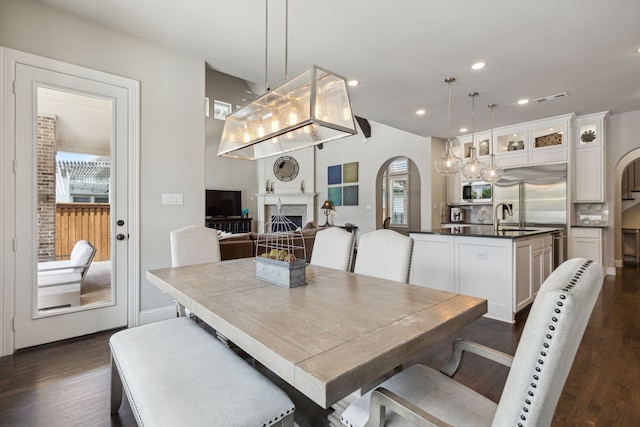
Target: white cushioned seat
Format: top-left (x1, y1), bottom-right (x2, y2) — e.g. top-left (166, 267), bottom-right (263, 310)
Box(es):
top-left (341, 364), bottom-right (496, 427)
top-left (110, 317), bottom-right (295, 427)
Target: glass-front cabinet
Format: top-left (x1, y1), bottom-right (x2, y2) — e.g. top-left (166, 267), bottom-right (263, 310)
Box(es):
top-left (475, 131), bottom-right (491, 159)
top-left (528, 116), bottom-right (571, 164)
top-left (495, 126), bottom-right (527, 167)
top-left (452, 112), bottom-right (574, 170)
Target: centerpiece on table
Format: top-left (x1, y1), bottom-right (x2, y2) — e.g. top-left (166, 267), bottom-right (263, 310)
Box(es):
top-left (255, 199), bottom-right (307, 288)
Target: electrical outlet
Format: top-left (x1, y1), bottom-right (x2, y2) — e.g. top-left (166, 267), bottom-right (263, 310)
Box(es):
top-left (476, 252), bottom-right (488, 260)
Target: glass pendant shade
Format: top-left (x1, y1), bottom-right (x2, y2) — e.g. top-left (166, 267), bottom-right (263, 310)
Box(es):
top-left (461, 92), bottom-right (486, 179)
top-left (218, 65), bottom-right (357, 160)
top-left (461, 147), bottom-right (486, 179)
top-left (435, 77), bottom-right (462, 176)
top-left (481, 104), bottom-right (503, 182)
top-left (434, 138), bottom-right (461, 175)
top-left (482, 153), bottom-right (504, 181)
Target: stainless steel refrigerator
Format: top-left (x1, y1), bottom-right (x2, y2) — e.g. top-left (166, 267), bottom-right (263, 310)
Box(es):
top-left (493, 164), bottom-right (568, 268)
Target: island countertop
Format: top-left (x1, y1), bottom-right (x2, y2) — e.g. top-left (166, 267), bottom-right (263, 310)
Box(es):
top-left (409, 225), bottom-right (560, 239)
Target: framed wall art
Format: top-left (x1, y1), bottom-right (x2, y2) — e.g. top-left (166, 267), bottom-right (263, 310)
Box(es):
top-left (328, 186), bottom-right (342, 206)
top-left (343, 185), bottom-right (359, 206)
top-left (328, 164), bottom-right (342, 185)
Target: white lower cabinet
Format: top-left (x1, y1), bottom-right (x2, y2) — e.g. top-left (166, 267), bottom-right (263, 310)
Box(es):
top-left (410, 233), bottom-right (553, 323)
top-left (409, 234), bottom-right (455, 292)
top-left (570, 227), bottom-right (603, 265)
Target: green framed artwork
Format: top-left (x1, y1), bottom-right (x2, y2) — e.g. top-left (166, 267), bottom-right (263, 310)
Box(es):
top-left (328, 186), bottom-right (342, 206)
top-left (343, 162), bottom-right (359, 183)
top-left (343, 185), bottom-right (359, 206)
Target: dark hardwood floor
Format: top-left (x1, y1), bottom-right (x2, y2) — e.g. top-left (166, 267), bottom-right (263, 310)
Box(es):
top-left (1, 263), bottom-right (638, 426)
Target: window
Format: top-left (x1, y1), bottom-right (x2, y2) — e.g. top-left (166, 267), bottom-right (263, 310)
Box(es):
top-left (383, 158), bottom-right (409, 227)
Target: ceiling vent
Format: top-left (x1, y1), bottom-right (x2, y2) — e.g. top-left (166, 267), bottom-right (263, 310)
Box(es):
top-left (534, 92), bottom-right (569, 103)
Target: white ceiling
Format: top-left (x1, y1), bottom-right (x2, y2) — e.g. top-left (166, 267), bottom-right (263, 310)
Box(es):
top-left (36, 0), bottom-right (640, 140)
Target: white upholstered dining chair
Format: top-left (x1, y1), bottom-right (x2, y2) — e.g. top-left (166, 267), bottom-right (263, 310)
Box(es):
top-left (310, 227), bottom-right (356, 271)
top-left (170, 225), bottom-right (221, 267)
top-left (340, 258), bottom-right (603, 427)
top-left (170, 225), bottom-right (222, 319)
top-left (353, 229), bottom-right (413, 283)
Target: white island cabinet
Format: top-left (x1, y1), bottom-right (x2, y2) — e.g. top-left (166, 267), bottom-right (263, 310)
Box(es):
top-left (410, 231), bottom-right (553, 323)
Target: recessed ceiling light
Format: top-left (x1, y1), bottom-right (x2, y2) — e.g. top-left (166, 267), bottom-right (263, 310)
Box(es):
top-left (471, 62), bottom-right (486, 70)
top-left (415, 109), bottom-right (427, 116)
top-left (347, 80), bottom-right (360, 87)
top-left (517, 99), bottom-right (529, 105)
top-left (636, 47), bottom-right (640, 54)
top-left (459, 127), bottom-right (468, 133)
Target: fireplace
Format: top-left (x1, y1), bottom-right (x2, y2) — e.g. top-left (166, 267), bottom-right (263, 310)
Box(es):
top-left (270, 215), bottom-right (303, 232)
top-left (256, 193), bottom-right (317, 233)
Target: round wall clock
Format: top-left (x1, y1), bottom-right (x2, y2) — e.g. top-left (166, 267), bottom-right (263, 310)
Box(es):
top-left (273, 156), bottom-right (299, 182)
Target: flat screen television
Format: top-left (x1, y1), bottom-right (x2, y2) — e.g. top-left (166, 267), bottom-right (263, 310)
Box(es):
top-left (206, 189), bottom-right (242, 218)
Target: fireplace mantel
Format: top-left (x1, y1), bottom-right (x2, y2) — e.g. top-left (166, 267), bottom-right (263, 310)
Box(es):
top-left (256, 193), bottom-right (317, 232)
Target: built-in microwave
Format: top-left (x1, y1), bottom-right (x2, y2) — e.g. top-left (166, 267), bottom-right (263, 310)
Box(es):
top-left (462, 182), bottom-right (492, 203)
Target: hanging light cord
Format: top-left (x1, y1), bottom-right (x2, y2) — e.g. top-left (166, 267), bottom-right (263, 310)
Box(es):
top-left (264, 0), bottom-right (269, 92)
top-left (489, 104), bottom-right (496, 154)
top-left (445, 77), bottom-right (455, 141)
top-left (470, 92), bottom-right (478, 143)
top-left (285, 0), bottom-right (288, 80)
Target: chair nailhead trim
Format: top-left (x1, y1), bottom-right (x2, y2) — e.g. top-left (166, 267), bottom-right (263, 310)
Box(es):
top-left (516, 260), bottom-right (593, 426)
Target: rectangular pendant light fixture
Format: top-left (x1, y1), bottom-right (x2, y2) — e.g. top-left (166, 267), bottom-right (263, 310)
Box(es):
top-left (217, 65), bottom-right (357, 160)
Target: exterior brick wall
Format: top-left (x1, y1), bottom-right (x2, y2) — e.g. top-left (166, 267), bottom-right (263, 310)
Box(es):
top-left (37, 115), bottom-right (56, 261)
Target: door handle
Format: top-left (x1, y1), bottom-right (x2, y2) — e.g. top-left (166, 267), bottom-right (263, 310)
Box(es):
top-left (116, 233), bottom-right (127, 241)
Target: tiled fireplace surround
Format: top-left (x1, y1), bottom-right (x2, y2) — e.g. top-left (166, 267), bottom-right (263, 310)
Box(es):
top-left (256, 193), bottom-right (316, 233)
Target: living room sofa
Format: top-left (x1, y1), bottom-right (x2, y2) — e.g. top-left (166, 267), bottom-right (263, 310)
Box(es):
top-left (219, 228), bottom-right (318, 263)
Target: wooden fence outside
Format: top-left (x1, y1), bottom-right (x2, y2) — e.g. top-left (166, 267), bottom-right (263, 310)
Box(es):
top-left (56, 203), bottom-right (111, 262)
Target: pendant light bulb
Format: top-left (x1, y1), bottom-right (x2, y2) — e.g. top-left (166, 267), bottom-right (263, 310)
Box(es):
top-left (481, 104), bottom-right (504, 182)
top-left (461, 92), bottom-right (486, 179)
top-left (435, 77), bottom-right (461, 176)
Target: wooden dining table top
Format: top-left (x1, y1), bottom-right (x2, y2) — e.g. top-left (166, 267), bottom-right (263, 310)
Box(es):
top-left (146, 258), bottom-right (487, 409)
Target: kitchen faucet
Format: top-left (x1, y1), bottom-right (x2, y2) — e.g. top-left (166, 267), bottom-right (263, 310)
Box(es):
top-left (494, 202), bottom-right (514, 232)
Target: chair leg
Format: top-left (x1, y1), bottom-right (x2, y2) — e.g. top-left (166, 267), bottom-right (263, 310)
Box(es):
top-left (110, 355), bottom-right (123, 415)
top-left (175, 300), bottom-right (186, 317)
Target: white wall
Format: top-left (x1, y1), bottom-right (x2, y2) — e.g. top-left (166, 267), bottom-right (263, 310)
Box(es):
top-left (314, 120), bottom-right (436, 239)
top-left (0, 0), bottom-right (205, 314)
top-left (205, 68), bottom-right (258, 225)
top-left (606, 109), bottom-right (640, 267)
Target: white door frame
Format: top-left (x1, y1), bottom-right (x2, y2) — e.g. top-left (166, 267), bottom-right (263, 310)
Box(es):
top-left (1, 46), bottom-right (140, 356)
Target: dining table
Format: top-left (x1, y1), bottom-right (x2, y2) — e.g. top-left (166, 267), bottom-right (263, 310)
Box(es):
top-left (146, 258), bottom-right (487, 412)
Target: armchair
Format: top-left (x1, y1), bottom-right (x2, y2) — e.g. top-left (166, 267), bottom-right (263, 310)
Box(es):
top-left (37, 240), bottom-right (96, 309)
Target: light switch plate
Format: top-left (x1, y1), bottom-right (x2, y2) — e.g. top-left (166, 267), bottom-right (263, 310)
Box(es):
top-left (162, 193), bottom-right (184, 205)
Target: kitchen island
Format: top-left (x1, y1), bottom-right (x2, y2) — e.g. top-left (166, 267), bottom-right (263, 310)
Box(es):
top-left (409, 226), bottom-right (558, 322)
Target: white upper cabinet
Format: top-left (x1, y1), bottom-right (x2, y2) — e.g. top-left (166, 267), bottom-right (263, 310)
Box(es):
top-left (573, 112), bottom-right (608, 202)
top-left (495, 125), bottom-right (528, 167)
top-left (456, 113), bottom-right (574, 170)
top-left (527, 116), bottom-right (572, 165)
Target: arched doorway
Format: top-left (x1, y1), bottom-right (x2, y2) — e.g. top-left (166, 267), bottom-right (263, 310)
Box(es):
top-left (614, 148), bottom-right (640, 265)
top-left (376, 157), bottom-right (421, 233)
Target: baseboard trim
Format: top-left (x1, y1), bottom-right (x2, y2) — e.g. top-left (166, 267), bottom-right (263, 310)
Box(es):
top-left (605, 266), bottom-right (616, 276)
top-left (139, 305), bottom-right (176, 325)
